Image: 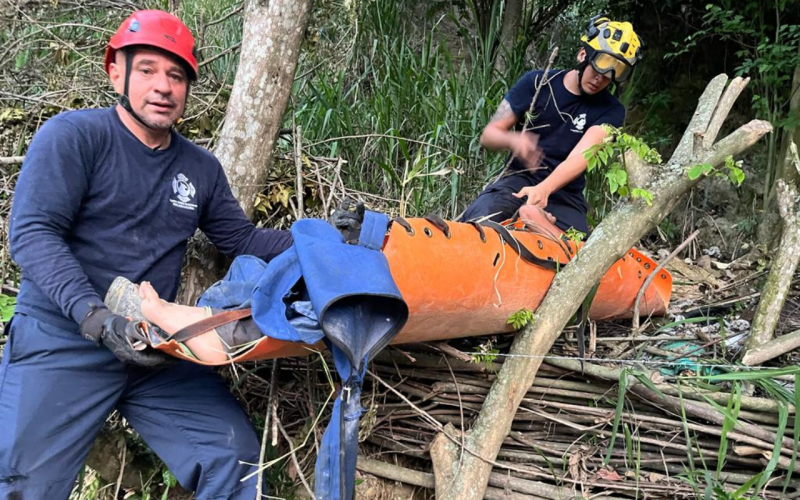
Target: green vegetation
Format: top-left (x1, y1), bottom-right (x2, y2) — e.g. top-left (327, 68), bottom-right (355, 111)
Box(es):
top-left (507, 307), bottom-right (535, 329)
top-left (3, 1), bottom-right (800, 498)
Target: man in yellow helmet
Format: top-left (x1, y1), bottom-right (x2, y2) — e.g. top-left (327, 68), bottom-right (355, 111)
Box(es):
top-left (461, 16), bottom-right (643, 236)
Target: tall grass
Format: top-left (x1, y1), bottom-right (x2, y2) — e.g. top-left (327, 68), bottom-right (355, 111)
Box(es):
top-left (288, 0), bottom-right (531, 218)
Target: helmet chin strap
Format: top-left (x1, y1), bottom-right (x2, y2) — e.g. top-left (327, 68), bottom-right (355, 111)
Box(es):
top-left (576, 59), bottom-right (590, 96)
top-left (118, 51), bottom-right (157, 131)
top-left (117, 50), bottom-right (190, 135)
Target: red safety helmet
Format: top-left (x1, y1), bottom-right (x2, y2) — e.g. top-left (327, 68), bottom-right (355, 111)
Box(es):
top-left (105, 10), bottom-right (198, 80)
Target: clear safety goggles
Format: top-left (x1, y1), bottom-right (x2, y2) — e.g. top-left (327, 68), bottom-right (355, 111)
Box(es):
top-left (589, 51), bottom-right (634, 83)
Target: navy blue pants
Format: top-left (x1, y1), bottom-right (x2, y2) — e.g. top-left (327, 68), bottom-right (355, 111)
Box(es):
top-left (0, 312), bottom-right (261, 500)
top-left (460, 173), bottom-right (589, 234)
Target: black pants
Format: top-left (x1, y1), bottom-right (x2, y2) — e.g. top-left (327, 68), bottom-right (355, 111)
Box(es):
top-left (460, 173), bottom-right (589, 234)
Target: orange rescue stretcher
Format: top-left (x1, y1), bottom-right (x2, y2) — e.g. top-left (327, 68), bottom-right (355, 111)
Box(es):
top-left (147, 217), bottom-right (672, 365)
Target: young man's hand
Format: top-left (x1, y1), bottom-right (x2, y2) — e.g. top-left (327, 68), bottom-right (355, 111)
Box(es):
top-left (513, 184), bottom-right (551, 209)
top-left (510, 132), bottom-right (543, 171)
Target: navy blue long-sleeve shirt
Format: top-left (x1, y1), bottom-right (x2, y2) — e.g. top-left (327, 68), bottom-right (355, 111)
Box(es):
top-left (10, 106), bottom-right (292, 330)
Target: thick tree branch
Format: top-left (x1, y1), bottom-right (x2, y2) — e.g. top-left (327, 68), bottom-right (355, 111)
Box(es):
top-left (432, 75), bottom-right (772, 500)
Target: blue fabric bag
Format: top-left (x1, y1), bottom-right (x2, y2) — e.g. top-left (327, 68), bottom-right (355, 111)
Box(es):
top-left (197, 212), bottom-right (408, 500)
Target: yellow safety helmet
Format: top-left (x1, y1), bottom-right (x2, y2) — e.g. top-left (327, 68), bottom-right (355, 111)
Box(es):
top-left (580, 15), bottom-right (643, 83)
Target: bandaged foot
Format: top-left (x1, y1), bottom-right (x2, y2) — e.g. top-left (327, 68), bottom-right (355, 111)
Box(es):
top-left (138, 282), bottom-right (229, 363)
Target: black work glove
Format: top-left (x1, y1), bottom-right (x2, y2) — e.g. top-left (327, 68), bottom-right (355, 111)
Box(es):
top-left (329, 198), bottom-right (365, 244)
top-left (80, 306), bottom-right (171, 367)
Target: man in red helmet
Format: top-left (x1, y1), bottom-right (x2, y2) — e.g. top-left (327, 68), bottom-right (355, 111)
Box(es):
top-left (0, 10), bottom-right (291, 499)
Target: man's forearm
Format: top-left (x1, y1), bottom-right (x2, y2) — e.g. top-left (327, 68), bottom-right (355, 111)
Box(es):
top-left (480, 126), bottom-right (519, 152)
top-left (538, 155), bottom-right (587, 194)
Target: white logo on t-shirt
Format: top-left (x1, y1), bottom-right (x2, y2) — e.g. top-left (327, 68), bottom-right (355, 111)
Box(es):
top-left (170, 173), bottom-right (197, 211)
top-left (571, 113), bottom-right (587, 132)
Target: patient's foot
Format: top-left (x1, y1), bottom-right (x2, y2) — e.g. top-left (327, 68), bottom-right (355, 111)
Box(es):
top-left (139, 282), bottom-right (206, 334)
top-left (139, 282), bottom-right (228, 362)
top-left (519, 205), bottom-right (563, 237)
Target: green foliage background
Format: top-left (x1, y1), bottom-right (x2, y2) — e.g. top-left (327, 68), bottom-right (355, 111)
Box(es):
top-left (2, 0), bottom-right (798, 228)
top-left (1, 1), bottom-right (799, 497)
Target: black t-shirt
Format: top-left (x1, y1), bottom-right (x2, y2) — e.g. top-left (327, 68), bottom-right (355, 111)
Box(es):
top-left (504, 69), bottom-right (625, 212)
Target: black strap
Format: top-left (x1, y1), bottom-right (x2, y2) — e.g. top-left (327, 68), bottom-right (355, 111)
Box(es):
top-left (118, 51), bottom-right (154, 131)
top-left (575, 305), bottom-right (587, 373)
top-left (392, 217), bottom-right (414, 235)
top-left (423, 214), bottom-right (450, 237)
top-left (165, 308), bottom-right (253, 343)
top-left (480, 220), bottom-right (562, 271)
top-left (117, 50), bottom-right (189, 133)
top-left (467, 221), bottom-right (486, 242)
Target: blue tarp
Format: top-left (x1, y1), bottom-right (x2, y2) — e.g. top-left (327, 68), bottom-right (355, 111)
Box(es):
top-left (198, 212), bottom-right (408, 500)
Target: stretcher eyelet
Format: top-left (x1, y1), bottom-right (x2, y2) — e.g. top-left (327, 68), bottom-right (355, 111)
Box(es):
top-left (661, 273), bottom-right (667, 279)
top-left (636, 257), bottom-right (642, 262)
top-left (537, 240), bottom-right (543, 250)
top-left (423, 227), bottom-right (433, 238)
top-left (638, 270), bottom-right (642, 279)
top-left (493, 253), bottom-right (500, 267)
top-left (644, 263), bottom-right (651, 269)
top-left (629, 252), bottom-right (634, 257)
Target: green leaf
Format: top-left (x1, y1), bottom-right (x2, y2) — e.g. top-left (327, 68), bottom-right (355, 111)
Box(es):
top-left (0, 294), bottom-right (16, 323)
top-left (604, 368), bottom-right (628, 465)
top-left (162, 468), bottom-right (178, 488)
top-left (756, 403), bottom-right (788, 491)
top-left (687, 164), bottom-right (708, 180)
top-left (507, 308), bottom-right (535, 330)
top-left (631, 188), bottom-right (654, 205)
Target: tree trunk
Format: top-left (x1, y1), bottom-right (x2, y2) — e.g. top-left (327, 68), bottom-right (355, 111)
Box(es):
top-left (743, 148), bottom-right (800, 358)
top-left (178, 0), bottom-right (314, 305)
top-left (493, 0), bottom-right (524, 75)
top-left (430, 75), bottom-right (772, 500)
top-left (85, 427), bottom-right (153, 489)
top-left (757, 41), bottom-right (800, 248)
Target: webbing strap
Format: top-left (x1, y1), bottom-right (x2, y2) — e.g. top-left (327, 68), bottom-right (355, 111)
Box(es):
top-left (165, 308), bottom-right (253, 344)
top-left (479, 220), bottom-right (562, 271)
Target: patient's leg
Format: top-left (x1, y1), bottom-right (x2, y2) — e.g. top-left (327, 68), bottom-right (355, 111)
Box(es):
top-left (139, 281), bottom-right (228, 363)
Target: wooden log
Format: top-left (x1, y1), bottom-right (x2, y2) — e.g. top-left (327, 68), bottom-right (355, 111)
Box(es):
top-left (743, 327), bottom-right (800, 366)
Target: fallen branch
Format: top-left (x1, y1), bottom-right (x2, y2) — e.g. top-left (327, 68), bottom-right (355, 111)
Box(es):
top-left (632, 229), bottom-right (699, 333)
top-left (429, 75), bottom-right (772, 500)
top-left (742, 327), bottom-right (800, 366)
top-left (0, 156), bottom-right (24, 165)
